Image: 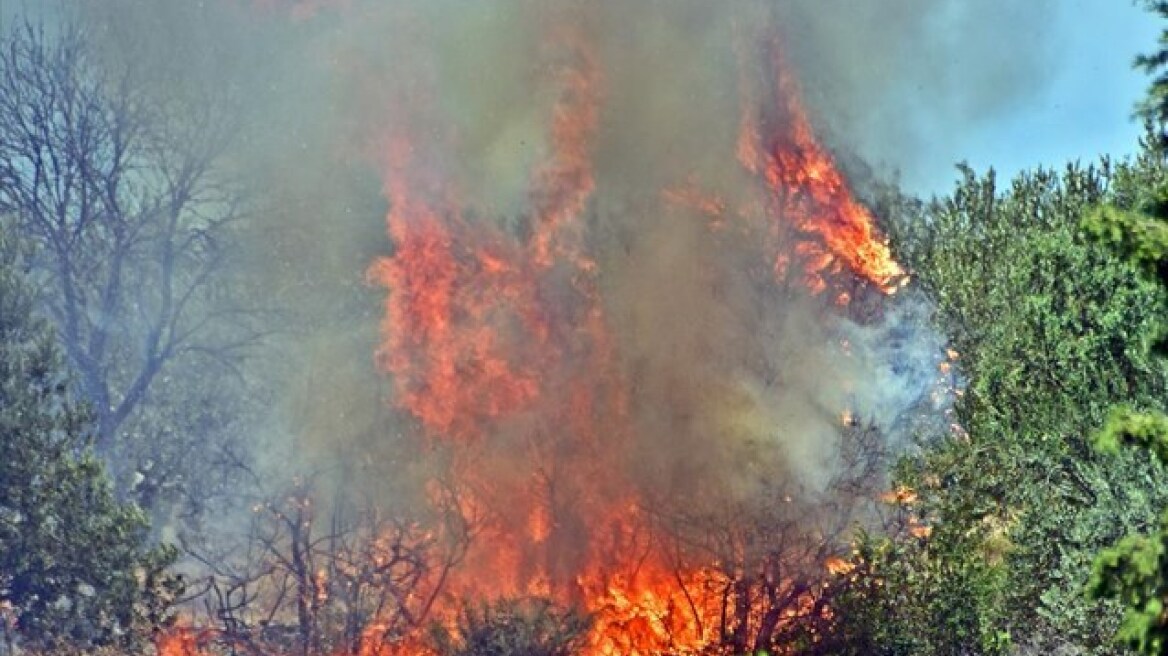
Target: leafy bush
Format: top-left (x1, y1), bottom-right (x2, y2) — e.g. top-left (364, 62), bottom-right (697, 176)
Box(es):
top-left (830, 144), bottom-right (1168, 654)
top-left (0, 228), bottom-right (180, 651)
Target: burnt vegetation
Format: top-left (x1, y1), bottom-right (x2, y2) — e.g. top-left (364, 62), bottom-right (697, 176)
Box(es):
top-left (5, 3), bottom-right (1168, 656)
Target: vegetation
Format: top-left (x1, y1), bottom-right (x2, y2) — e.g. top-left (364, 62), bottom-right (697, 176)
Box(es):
top-left (0, 228), bottom-right (180, 652)
top-left (1081, 80), bottom-right (1168, 653)
top-left (817, 5), bottom-right (1168, 651)
top-left (1135, 0), bottom-right (1168, 147)
top-left (814, 147), bottom-right (1168, 655)
top-left (428, 598), bottom-right (591, 656)
top-left (1087, 405), bottom-right (1168, 655)
top-left (6, 2), bottom-right (1168, 656)
top-left (0, 18), bottom-right (268, 522)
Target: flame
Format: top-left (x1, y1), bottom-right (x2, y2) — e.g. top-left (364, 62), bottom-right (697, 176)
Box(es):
top-left (366, 133), bottom-right (545, 438)
top-left (581, 565), bottom-right (725, 656)
top-left (530, 25), bottom-right (603, 271)
top-left (737, 34), bottom-right (905, 294)
top-left (153, 6), bottom-right (914, 656)
top-left (154, 626), bottom-right (217, 656)
top-left (880, 486), bottom-right (919, 505)
top-left (824, 556), bottom-right (855, 576)
top-left (361, 17), bottom-right (906, 656)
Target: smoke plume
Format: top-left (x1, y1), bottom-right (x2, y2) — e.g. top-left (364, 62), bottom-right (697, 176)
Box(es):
top-left (58, 0), bottom-right (1052, 633)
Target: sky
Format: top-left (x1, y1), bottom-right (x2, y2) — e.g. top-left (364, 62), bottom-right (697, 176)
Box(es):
top-left (0, 0), bottom-right (1161, 198)
top-left (906, 0), bottom-right (1161, 195)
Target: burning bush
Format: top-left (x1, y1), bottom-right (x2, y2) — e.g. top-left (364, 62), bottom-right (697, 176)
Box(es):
top-left (428, 598), bottom-right (591, 656)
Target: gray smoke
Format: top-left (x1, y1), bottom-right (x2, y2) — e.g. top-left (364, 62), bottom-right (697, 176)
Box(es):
top-left (42, 0), bottom-right (1046, 585)
top-left (774, 0), bottom-right (1058, 188)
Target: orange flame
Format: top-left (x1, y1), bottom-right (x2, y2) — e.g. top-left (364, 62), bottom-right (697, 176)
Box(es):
top-left (530, 25), bottom-right (604, 271)
top-left (367, 131), bottom-right (545, 438)
top-left (738, 34), bottom-right (905, 294)
top-left (362, 18), bottom-right (905, 656)
top-left (160, 7), bottom-right (918, 656)
top-left (154, 626), bottom-right (217, 656)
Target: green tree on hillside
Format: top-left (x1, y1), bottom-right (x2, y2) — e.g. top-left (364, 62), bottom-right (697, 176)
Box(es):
top-left (0, 228), bottom-right (179, 651)
top-left (1075, 4), bottom-right (1168, 652)
top-left (1082, 165), bottom-right (1168, 655)
top-left (823, 146), bottom-right (1168, 655)
top-left (1087, 407), bottom-right (1168, 655)
top-left (1135, 0), bottom-right (1168, 148)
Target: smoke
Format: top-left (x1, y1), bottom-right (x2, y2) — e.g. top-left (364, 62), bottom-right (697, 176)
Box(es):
top-left (773, 0), bottom-right (1058, 189)
top-left (61, 0), bottom-right (1037, 598)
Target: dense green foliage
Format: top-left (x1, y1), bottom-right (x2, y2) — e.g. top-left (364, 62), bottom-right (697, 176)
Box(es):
top-left (0, 229), bottom-right (179, 650)
top-left (824, 520), bottom-right (1011, 656)
top-left (1081, 165), bottom-right (1168, 653)
top-left (1053, 7), bottom-right (1168, 652)
top-left (1087, 405), bottom-right (1168, 655)
top-left (1136, 1), bottom-right (1168, 147)
top-left (824, 145), bottom-right (1168, 654)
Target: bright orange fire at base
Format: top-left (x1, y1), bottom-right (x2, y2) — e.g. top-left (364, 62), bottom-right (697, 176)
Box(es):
top-left (161, 5), bottom-right (907, 656)
top-left (357, 13), bottom-right (902, 656)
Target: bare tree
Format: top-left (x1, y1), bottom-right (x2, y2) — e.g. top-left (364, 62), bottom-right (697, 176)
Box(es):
top-left (0, 19), bottom-right (269, 512)
top-left (645, 420), bottom-right (891, 654)
top-left (181, 477), bottom-right (472, 656)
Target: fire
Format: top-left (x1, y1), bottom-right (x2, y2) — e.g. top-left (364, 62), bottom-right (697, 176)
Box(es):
top-left (530, 25), bottom-right (603, 271)
top-left (360, 14), bottom-right (903, 655)
top-left (366, 133), bottom-right (545, 438)
top-left (148, 4), bottom-right (912, 656)
top-left (581, 565), bottom-right (725, 656)
top-left (738, 35), bottom-right (906, 295)
top-left (824, 556), bottom-right (855, 577)
top-left (154, 626), bottom-right (217, 656)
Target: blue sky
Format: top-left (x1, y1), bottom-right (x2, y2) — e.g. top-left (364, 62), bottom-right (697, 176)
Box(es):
top-left (0, 0), bottom-right (1161, 200)
top-left (909, 1), bottom-right (1161, 195)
